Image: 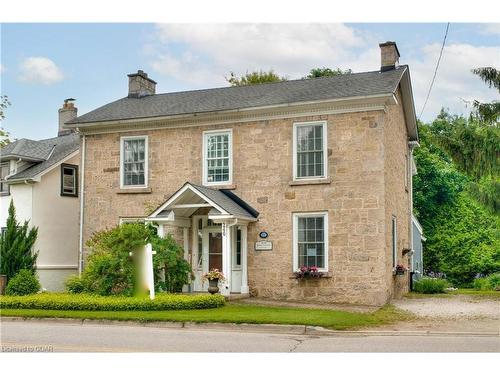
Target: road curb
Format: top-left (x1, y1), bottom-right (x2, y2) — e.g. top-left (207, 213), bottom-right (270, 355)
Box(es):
top-left (1, 316), bottom-right (499, 337)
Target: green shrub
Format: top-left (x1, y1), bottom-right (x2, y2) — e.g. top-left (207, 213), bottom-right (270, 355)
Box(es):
top-left (5, 269), bottom-right (40, 296)
top-left (413, 277), bottom-right (450, 294)
top-left (0, 292), bottom-right (225, 311)
top-left (83, 223), bottom-right (193, 296)
top-left (64, 275), bottom-right (85, 294)
top-left (473, 273), bottom-right (500, 291)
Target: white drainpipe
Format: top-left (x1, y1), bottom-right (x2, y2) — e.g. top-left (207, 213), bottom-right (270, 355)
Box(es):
top-left (78, 133), bottom-right (86, 276)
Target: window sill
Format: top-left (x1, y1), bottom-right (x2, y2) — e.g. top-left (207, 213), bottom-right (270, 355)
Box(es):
top-left (289, 272), bottom-right (332, 279)
top-left (117, 187), bottom-right (152, 194)
top-left (0, 192), bottom-right (11, 197)
top-left (203, 183), bottom-right (237, 190)
top-left (289, 177), bottom-right (331, 186)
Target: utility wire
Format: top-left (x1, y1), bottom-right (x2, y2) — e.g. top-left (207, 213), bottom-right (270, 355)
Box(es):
top-left (418, 22), bottom-right (450, 120)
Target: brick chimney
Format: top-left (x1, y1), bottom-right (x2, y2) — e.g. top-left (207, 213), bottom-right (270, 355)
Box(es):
top-left (58, 98), bottom-right (77, 136)
top-left (128, 70), bottom-right (156, 98)
top-left (379, 41), bottom-right (400, 72)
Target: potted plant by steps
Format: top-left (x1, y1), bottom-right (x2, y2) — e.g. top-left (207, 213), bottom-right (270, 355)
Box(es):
top-left (203, 269), bottom-right (225, 294)
top-left (395, 264), bottom-right (408, 276)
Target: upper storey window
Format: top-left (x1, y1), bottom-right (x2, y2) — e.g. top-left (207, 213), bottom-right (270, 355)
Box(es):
top-left (203, 129), bottom-right (232, 186)
top-left (120, 136), bottom-right (148, 188)
top-left (293, 121), bottom-right (328, 180)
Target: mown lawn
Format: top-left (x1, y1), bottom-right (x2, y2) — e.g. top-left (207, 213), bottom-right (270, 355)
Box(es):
top-left (0, 303), bottom-right (412, 331)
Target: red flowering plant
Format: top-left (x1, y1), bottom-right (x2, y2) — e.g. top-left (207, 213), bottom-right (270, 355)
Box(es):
top-left (293, 266), bottom-right (325, 279)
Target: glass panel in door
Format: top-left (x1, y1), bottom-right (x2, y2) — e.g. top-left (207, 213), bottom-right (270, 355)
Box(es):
top-left (208, 232), bottom-right (223, 271)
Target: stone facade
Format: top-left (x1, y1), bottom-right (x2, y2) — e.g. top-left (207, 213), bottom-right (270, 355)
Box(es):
top-left (82, 98), bottom-right (411, 306)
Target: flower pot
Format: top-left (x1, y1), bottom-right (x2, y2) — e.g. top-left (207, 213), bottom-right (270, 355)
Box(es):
top-left (208, 278), bottom-right (219, 294)
top-left (395, 270), bottom-right (406, 276)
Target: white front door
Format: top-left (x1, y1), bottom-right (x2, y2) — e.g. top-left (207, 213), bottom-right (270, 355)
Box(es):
top-left (192, 216), bottom-right (244, 293)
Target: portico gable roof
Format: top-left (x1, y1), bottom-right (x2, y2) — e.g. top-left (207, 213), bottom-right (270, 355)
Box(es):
top-left (147, 182), bottom-right (259, 223)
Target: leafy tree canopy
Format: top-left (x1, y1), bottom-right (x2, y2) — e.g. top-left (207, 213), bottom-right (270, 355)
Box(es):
top-left (226, 70), bottom-right (287, 86)
top-left (304, 67), bottom-right (352, 78)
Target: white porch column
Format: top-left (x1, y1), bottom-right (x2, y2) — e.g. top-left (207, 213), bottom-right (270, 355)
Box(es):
top-left (240, 225), bottom-right (249, 294)
top-left (157, 224), bottom-right (165, 238)
top-left (183, 228), bottom-right (189, 261)
top-left (221, 222), bottom-right (232, 296)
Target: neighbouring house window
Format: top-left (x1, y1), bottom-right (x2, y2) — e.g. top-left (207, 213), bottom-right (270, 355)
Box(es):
top-left (203, 130), bottom-right (232, 185)
top-left (392, 216), bottom-right (397, 268)
top-left (0, 162), bottom-right (10, 196)
top-left (293, 212), bottom-right (328, 271)
top-left (293, 121), bottom-right (327, 180)
top-left (121, 136), bottom-right (148, 188)
top-left (235, 228), bottom-right (242, 267)
top-left (60, 164), bottom-right (78, 197)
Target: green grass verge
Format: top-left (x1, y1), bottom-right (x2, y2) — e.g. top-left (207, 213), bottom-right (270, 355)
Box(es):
top-left (0, 303), bottom-right (412, 330)
top-left (0, 293), bottom-right (225, 311)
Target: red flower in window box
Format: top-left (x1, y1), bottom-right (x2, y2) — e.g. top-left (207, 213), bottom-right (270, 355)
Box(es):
top-left (294, 266), bottom-right (325, 279)
top-left (395, 264), bottom-right (408, 276)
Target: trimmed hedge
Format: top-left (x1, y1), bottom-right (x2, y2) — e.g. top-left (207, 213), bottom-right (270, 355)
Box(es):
top-left (0, 293), bottom-right (225, 311)
top-left (413, 277), bottom-right (450, 294)
top-left (5, 269), bottom-right (40, 296)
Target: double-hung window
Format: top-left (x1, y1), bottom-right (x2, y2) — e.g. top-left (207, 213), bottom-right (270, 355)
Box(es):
top-left (0, 162), bottom-right (10, 196)
top-left (203, 129), bottom-right (232, 185)
top-left (60, 163), bottom-right (78, 197)
top-left (293, 212), bottom-right (328, 272)
top-left (293, 121), bottom-right (327, 180)
top-left (120, 136), bottom-right (148, 188)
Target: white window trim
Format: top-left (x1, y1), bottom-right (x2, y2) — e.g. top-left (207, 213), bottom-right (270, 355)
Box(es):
top-left (202, 128), bottom-right (233, 186)
top-left (392, 216), bottom-right (397, 269)
top-left (292, 211), bottom-right (329, 272)
top-left (120, 135), bottom-right (149, 189)
top-left (292, 120), bottom-right (328, 181)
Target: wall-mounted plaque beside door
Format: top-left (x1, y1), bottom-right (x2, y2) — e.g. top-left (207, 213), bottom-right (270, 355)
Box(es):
top-left (255, 240), bottom-right (273, 251)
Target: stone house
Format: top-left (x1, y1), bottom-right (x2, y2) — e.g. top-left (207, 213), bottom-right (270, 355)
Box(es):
top-left (0, 100), bottom-right (80, 290)
top-left (65, 41), bottom-right (419, 306)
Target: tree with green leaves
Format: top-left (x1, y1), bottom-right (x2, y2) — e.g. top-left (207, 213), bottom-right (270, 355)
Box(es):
top-left (304, 67), bottom-right (352, 79)
top-left (413, 121), bottom-right (500, 285)
top-left (471, 67), bottom-right (500, 124)
top-left (226, 70), bottom-right (287, 86)
top-left (0, 95), bottom-right (12, 147)
top-left (0, 200), bottom-right (39, 280)
top-left (429, 109), bottom-right (499, 214)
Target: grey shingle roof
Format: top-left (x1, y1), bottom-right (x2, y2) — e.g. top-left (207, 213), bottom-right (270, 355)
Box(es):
top-left (68, 66), bottom-right (408, 125)
top-left (190, 183), bottom-right (259, 220)
top-left (0, 138), bottom-right (55, 161)
top-left (2, 133), bottom-right (80, 181)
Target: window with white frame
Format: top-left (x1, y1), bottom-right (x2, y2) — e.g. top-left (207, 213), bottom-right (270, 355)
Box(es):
top-left (0, 162), bottom-right (10, 196)
top-left (121, 136), bottom-right (148, 188)
top-left (293, 212), bottom-right (328, 271)
top-left (203, 130), bottom-right (232, 185)
top-left (293, 121), bottom-right (327, 180)
top-left (60, 164), bottom-right (78, 197)
top-left (392, 216), bottom-right (397, 268)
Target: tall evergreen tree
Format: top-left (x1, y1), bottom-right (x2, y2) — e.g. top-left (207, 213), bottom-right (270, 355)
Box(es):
top-left (0, 200), bottom-right (39, 280)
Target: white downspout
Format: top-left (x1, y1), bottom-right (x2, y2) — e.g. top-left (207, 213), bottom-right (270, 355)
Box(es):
top-left (78, 134), bottom-right (86, 276)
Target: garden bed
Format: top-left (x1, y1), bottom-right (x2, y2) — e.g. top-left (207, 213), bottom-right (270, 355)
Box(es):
top-left (0, 293), bottom-right (225, 311)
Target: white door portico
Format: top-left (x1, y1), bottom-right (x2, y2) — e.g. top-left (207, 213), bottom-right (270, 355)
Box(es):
top-left (146, 182), bottom-right (258, 296)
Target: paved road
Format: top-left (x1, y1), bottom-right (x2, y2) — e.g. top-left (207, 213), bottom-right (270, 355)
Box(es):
top-left (1, 320), bottom-right (499, 352)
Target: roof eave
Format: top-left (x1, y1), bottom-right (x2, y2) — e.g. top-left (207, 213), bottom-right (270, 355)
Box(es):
top-left (398, 67), bottom-right (419, 142)
top-left (65, 93), bottom-right (396, 130)
top-left (0, 154), bottom-right (46, 163)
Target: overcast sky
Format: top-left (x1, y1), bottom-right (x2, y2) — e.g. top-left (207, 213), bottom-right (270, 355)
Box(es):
top-left (1, 23), bottom-right (499, 140)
